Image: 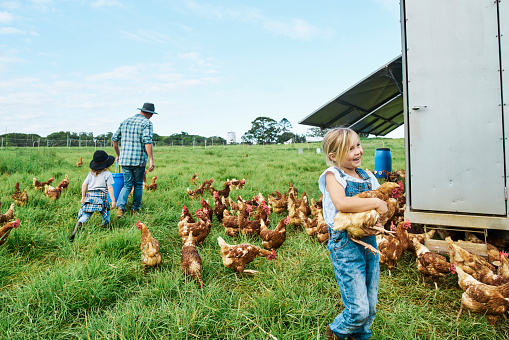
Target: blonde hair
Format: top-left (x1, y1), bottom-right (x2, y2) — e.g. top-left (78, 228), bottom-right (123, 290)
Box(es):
top-left (322, 128), bottom-right (360, 167)
top-left (90, 167), bottom-right (109, 176)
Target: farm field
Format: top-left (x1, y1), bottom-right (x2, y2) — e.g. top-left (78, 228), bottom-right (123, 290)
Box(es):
top-left (0, 138), bottom-right (508, 340)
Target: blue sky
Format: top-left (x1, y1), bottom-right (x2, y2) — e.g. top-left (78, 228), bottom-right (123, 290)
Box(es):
top-left (0, 0), bottom-right (403, 141)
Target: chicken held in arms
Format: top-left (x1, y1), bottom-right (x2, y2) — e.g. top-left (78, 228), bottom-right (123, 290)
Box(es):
top-left (332, 181), bottom-right (403, 255)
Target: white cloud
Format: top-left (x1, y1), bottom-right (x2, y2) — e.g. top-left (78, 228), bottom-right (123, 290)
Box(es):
top-left (183, 0), bottom-right (333, 41)
top-left (1, 2), bottom-right (20, 11)
top-left (0, 26), bottom-right (23, 34)
top-left (84, 65), bottom-right (140, 82)
top-left (262, 18), bottom-right (334, 40)
top-left (90, 0), bottom-right (124, 8)
top-left (118, 30), bottom-right (172, 44)
top-left (0, 10), bottom-right (13, 24)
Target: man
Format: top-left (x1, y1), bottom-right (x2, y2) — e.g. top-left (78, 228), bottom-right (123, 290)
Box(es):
top-left (112, 102), bottom-right (157, 217)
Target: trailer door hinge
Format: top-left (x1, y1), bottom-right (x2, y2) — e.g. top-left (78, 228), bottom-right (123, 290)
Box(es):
top-left (506, 187), bottom-right (508, 200)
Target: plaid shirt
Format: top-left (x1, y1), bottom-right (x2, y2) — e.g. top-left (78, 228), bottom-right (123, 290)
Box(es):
top-left (112, 114), bottom-right (153, 166)
top-left (78, 190), bottom-right (110, 221)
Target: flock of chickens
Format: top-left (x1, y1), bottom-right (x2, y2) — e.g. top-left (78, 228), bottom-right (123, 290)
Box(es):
top-left (3, 160), bottom-right (509, 327)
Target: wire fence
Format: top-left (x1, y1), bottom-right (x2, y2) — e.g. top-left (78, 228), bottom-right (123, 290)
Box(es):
top-left (0, 138), bottom-right (112, 148)
top-left (0, 137), bottom-right (237, 149)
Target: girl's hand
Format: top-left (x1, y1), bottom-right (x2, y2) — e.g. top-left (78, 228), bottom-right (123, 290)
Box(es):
top-left (81, 197), bottom-right (86, 203)
top-left (111, 201), bottom-right (116, 209)
top-left (376, 198), bottom-right (388, 215)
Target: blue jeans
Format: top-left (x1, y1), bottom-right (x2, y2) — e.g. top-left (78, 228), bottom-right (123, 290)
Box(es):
top-left (117, 165), bottom-right (145, 212)
top-left (328, 230), bottom-right (379, 340)
top-left (78, 211), bottom-right (110, 225)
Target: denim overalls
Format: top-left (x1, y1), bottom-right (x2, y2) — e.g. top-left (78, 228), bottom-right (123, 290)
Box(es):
top-left (327, 168), bottom-right (379, 340)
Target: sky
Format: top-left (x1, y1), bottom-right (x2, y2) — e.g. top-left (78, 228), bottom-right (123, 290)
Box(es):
top-left (0, 0), bottom-right (403, 141)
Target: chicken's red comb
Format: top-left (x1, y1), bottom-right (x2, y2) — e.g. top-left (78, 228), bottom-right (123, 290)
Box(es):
top-left (500, 251), bottom-right (509, 260)
top-left (136, 221), bottom-right (142, 229)
top-left (398, 181), bottom-right (404, 189)
top-left (267, 249), bottom-right (276, 260)
top-left (13, 219), bottom-right (20, 228)
top-left (450, 262), bottom-right (457, 274)
top-left (284, 216), bottom-right (290, 225)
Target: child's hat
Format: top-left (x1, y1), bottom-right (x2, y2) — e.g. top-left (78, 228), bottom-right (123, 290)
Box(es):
top-left (90, 150), bottom-right (115, 170)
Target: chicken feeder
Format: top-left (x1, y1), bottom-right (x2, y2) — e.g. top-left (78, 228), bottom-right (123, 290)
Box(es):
top-left (374, 148), bottom-right (392, 178)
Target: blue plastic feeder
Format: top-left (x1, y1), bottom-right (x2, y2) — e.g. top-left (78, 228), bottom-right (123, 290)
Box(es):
top-left (374, 148), bottom-right (392, 178)
top-left (109, 163), bottom-right (124, 202)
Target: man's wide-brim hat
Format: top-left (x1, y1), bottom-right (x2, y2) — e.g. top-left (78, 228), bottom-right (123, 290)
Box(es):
top-left (90, 150), bottom-right (115, 171)
top-left (138, 102), bottom-right (158, 115)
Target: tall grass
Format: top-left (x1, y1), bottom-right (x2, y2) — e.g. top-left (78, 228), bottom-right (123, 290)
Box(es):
top-left (0, 139), bottom-right (507, 339)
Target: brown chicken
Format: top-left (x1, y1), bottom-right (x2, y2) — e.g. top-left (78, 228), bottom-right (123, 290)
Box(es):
top-left (12, 182), bottom-right (28, 206)
top-left (76, 156), bottom-right (83, 167)
top-left (33, 177), bottom-right (54, 190)
top-left (406, 228), bottom-right (436, 257)
top-left (229, 178), bottom-right (246, 189)
top-left (288, 180), bottom-right (298, 197)
top-left (268, 190), bottom-right (288, 214)
top-left (332, 182), bottom-right (402, 255)
top-left (217, 236), bottom-right (276, 273)
top-left (136, 221), bottom-right (162, 267)
top-left (0, 219), bottom-right (20, 246)
top-left (413, 238), bottom-right (456, 289)
top-left (200, 199), bottom-right (213, 221)
top-left (446, 236), bottom-right (509, 286)
top-left (0, 203), bottom-right (15, 224)
top-left (143, 176), bottom-right (157, 191)
top-left (180, 231), bottom-right (204, 288)
top-left (377, 220), bottom-right (411, 275)
top-left (187, 179), bottom-right (211, 199)
top-left (190, 173), bottom-right (198, 187)
top-left (238, 205), bottom-right (262, 237)
top-left (498, 251), bottom-right (509, 277)
top-left (222, 209), bottom-right (240, 237)
top-left (455, 266), bottom-right (509, 325)
top-left (57, 174), bottom-right (70, 190)
top-left (44, 184), bottom-right (62, 200)
top-left (213, 192), bottom-right (227, 222)
top-left (210, 180), bottom-right (232, 198)
top-left (179, 209), bottom-right (211, 245)
top-left (178, 205), bottom-right (196, 229)
top-left (260, 216), bottom-right (289, 250)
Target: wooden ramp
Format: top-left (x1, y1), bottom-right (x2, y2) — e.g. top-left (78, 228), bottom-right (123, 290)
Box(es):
top-left (425, 238), bottom-right (489, 258)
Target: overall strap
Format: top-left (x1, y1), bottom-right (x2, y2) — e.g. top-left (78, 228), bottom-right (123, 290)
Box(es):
top-left (335, 168), bottom-right (372, 197)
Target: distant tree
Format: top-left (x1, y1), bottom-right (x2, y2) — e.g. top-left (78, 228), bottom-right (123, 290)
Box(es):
top-left (293, 134), bottom-right (307, 143)
top-left (279, 118), bottom-right (292, 133)
top-left (277, 131), bottom-right (295, 144)
top-left (241, 135), bottom-right (253, 145)
top-left (242, 117), bottom-right (280, 144)
top-left (306, 127), bottom-right (329, 137)
top-left (96, 132), bottom-right (113, 141)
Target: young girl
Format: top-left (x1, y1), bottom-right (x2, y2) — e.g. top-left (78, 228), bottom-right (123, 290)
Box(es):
top-left (70, 150), bottom-right (116, 241)
top-left (318, 128), bottom-right (388, 340)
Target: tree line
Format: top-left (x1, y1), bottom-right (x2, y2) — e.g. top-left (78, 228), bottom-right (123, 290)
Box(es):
top-left (0, 117), bottom-right (328, 147)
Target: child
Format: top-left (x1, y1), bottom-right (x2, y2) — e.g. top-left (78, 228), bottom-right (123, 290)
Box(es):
top-left (318, 128), bottom-right (388, 340)
top-left (70, 150), bottom-right (116, 241)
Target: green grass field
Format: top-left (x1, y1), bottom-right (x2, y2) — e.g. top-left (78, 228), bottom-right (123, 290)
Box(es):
top-left (0, 139), bottom-right (507, 340)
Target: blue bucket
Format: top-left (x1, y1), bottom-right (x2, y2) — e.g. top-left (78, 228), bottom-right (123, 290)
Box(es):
top-left (374, 148), bottom-right (392, 178)
top-left (109, 162), bottom-right (124, 202)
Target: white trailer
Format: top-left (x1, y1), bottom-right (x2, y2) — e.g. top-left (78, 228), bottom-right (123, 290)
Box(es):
top-left (401, 0), bottom-right (509, 242)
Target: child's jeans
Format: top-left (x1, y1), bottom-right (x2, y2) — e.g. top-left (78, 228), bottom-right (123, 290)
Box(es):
top-left (78, 211), bottom-right (110, 225)
top-left (327, 230), bottom-right (379, 340)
